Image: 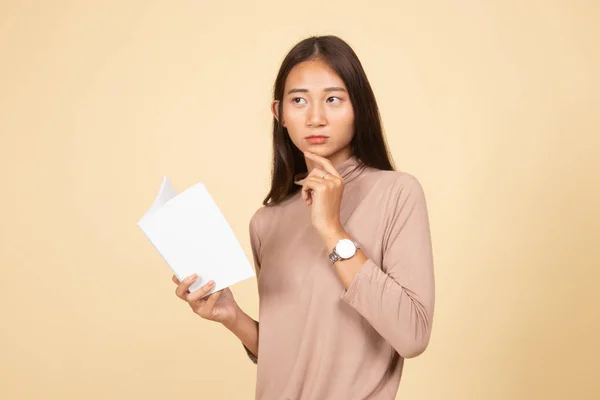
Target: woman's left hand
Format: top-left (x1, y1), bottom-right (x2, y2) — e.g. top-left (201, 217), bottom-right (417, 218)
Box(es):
top-left (295, 151), bottom-right (345, 240)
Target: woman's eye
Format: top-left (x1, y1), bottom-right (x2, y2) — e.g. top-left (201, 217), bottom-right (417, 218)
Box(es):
top-left (327, 97), bottom-right (341, 103)
top-left (293, 97), bottom-right (307, 104)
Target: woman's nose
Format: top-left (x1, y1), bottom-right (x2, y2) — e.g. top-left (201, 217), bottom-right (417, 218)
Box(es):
top-left (306, 104), bottom-right (327, 127)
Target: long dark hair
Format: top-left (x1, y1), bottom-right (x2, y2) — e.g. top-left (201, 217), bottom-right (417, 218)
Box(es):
top-left (263, 35), bottom-right (395, 206)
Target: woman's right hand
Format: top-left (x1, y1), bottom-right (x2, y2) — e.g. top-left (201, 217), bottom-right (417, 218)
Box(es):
top-left (173, 274), bottom-right (240, 327)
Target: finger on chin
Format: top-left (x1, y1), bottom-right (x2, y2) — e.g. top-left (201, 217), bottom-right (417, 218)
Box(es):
top-left (304, 152), bottom-right (339, 176)
top-left (308, 167), bottom-right (326, 176)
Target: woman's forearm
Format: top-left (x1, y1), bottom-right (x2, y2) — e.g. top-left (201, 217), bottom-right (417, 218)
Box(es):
top-left (223, 306), bottom-right (259, 359)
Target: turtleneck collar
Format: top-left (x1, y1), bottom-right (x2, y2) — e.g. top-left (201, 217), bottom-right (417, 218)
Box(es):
top-left (335, 154), bottom-right (365, 184)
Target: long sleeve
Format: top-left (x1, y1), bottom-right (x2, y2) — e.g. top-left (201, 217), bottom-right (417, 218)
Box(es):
top-left (242, 212), bottom-right (262, 364)
top-left (340, 174), bottom-right (435, 359)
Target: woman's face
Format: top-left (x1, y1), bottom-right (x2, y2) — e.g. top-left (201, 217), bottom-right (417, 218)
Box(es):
top-left (273, 59), bottom-right (355, 162)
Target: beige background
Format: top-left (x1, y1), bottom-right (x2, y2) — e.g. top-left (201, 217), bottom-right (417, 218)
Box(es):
top-left (1, 1), bottom-right (598, 399)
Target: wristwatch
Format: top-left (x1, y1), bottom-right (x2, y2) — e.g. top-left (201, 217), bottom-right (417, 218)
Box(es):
top-left (328, 238), bottom-right (360, 264)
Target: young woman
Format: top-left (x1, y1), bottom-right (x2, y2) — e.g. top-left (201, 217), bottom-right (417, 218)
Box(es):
top-left (173, 35), bottom-right (435, 400)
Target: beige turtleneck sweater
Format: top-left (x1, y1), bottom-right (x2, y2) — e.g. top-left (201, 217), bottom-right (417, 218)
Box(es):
top-left (244, 155), bottom-right (435, 400)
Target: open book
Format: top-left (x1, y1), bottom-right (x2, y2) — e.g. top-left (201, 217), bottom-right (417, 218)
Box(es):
top-left (137, 177), bottom-right (255, 297)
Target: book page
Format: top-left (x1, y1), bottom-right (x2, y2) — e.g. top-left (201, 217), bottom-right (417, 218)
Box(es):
top-left (138, 176), bottom-right (177, 222)
top-left (138, 179), bottom-right (255, 297)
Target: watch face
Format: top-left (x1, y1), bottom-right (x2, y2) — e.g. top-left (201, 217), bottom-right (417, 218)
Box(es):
top-left (336, 239), bottom-right (356, 258)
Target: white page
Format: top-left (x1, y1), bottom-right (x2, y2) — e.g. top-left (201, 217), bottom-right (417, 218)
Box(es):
top-left (138, 178), bottom-right (255, 297)
top-left (138, 177), bottom-right (178, 221)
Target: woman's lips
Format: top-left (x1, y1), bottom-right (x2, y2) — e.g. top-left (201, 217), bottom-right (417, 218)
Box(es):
top-left (306, 136), bottom-right (328, 144)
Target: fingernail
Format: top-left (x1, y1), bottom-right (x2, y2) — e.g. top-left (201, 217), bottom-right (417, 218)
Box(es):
top-left (187, 274), bottom-right (197, 281)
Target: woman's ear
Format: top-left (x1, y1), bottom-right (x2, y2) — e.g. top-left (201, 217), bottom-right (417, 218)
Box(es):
top-left (271, 100), bottom-right (285, 127)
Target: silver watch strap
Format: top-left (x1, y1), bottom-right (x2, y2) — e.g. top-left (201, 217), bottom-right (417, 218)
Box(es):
top-left (328, 251), bottom-right (341, 264)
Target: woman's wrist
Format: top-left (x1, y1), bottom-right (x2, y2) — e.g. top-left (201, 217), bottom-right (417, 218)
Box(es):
top-left (222, 304), bottom-right (253, 336)
top-left (221, 304), bottom-right (241, 331)
top-left (222, 304), bottom-right (259, 358)
top-left (321, 225), bottom-right (350, 251)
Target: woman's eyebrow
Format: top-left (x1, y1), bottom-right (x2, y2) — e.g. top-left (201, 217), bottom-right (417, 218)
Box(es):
top-left (286, 87), bottom-right (347, 95)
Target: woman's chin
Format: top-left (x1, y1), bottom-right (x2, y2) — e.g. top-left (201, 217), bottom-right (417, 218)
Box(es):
top-left (303, 144), bottom-right (332, 156)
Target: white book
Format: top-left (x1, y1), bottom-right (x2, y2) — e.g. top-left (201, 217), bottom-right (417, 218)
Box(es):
top-left (137, 177), bottom-right (255, 297)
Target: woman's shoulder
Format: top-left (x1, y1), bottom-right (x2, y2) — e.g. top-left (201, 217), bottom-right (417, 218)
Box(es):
top-left (248, 198), bottom-right (286, 241)
top-left (364, 166), bottom-right (426, 197)
top-left (360, 168), bottom-right (429, 222)
top-left (249, 204), bottom-right (269, 239)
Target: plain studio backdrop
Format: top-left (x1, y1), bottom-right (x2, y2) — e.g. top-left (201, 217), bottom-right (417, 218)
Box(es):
top-left (1, 1), bottom-right (598, 399)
